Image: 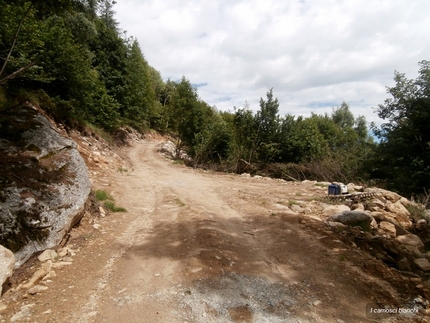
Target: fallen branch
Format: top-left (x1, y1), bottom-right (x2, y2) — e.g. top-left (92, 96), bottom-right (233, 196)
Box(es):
top-left (0, 61), bottom-right (35, 85)
top-left (283, 174), bottom-right (299, 182)
top-left (239, 158), bottom-right (252, 166)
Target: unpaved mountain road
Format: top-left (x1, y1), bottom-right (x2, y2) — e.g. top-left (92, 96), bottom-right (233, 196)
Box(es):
top-left (2, 140), bottom-right (426, 322)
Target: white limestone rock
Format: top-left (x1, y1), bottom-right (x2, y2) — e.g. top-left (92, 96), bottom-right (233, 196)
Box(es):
top-left (0, 245), bottom-right (15, 295)
top-left (38, 249), bottom-right (58, 262)
top-left (27, 284), bottom-right (48, 295)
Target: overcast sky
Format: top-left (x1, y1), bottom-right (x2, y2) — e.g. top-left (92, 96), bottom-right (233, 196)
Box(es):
top-left (114, 0), bottom-right (430, 124)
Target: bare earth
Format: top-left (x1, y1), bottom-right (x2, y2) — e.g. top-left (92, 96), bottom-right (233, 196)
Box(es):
top-left (2, 140), bottom-right (428, 322)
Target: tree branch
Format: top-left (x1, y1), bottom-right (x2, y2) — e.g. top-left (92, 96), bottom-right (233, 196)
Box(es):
top-left (0, 61), bottom-right (35, 85)
top-left (0, 2), bottom-right (34, 78)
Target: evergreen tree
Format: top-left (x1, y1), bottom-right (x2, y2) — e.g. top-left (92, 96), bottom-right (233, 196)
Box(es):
top-left (254, 89), bottom-right (281, 162)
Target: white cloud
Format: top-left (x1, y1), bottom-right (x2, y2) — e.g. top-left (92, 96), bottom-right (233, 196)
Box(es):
top-left (114, 0), bottom-right (430, 124)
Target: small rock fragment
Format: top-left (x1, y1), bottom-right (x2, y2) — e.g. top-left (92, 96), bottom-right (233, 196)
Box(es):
top-left (22, 261), bottom-right (52, 289)
top-left (0, 301), bottom-right (7, 313)
top-left (313, 300), bottom-right (322, 307)
top-left (27, 285), bottom-right (48, 295)
top-left (10, 304), bottom-right (35, 323)
top-left (52, 261), bottom-right (73, 268)
top-left (42, 271), bottom-right (57, 281)
top-left (38, 249), bottom-right (58, 262)
top-left (414, 258), bottom-right (430, 272)
top-left (379, 221), bottom-right (397, 237)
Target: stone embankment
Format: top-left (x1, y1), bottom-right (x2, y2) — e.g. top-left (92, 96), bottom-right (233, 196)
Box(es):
top-left (238, 173), bottom-right (430, 281)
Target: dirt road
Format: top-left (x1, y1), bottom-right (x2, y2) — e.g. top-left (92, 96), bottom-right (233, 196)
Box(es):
top-left (2, 140), bottom-right (424, 322)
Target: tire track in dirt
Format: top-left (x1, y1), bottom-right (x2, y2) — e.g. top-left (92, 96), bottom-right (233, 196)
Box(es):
top-left (85, 141), bottom-right (397, 323)
top-left (6, 140), bottom-right (419, 323)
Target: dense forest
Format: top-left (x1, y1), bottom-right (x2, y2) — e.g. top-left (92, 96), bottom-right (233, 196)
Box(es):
top-left (1, 0), bottom-right (429, 200)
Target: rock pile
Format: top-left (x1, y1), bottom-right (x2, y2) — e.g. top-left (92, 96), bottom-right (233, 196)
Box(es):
top-left (323, 184), bottom-right (430, 278)
top-left (0, 246), bottom-right (77, 317)
top-left (158, 140), bottom-right (191, 161)
top-left (17, 247), bottom-right (76, 294)
top-left (112, 126), bottom-right (144, 146)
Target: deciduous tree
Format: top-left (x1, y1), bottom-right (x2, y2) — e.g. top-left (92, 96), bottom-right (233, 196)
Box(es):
top-left (371, 61), bottom-right (430, 196)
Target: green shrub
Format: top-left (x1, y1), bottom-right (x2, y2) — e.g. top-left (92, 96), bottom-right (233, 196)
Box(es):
top-left (104, 201), bottom-right (127, 212)
top-left (174, 198), bottom-right (185, 207)
top-left (84, 122), bottom-right (114, 144)
top-left (95, 189), bottom-right (112, 201)
top-left (288, 199), bottom-right (298, 206)
top-left (173, 159), bottom-right (184, 165)
top-left (118, 166), bottom-right (128, 173)
top-left (406, 204), bottom-right (427, 221)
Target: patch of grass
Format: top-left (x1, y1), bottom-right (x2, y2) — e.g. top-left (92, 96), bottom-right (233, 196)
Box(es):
top-left (288, 199), bottom-right (298, 206)
top-left (173, 159), bottom-right (184, 165)
top-left (295, 192), bottom-right (302, 196)
top-left (118, 166), bottom-right (128, 173)
top-left (95, 189), bottom-right (126, 213)
top-left (270, 212), bottom-right (278, 217)
top-left (104, 201), bottom-right (127, 212)
top-left (406, 204), bottom-right (428, 221)
top-left (339, 255), bottom-right (346, 261)
top-left (84, 122), bottom-right (114, 144)
top-left (95, 189), bottom-right (112, 201)
top-left (174, 198), bottom-right (185, 207)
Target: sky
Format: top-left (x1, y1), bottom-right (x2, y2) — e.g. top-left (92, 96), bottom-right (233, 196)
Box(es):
top-left (114, 0), bottom-right (430, 125)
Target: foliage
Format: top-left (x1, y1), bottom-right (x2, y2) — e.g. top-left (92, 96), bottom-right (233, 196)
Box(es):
top-left (121, 39), bottom-right (156, 130)
top-left (3, 0), bottom-right (423, 198)
top-left (370, 61), bottom-right (430, 196)
top-left (95, 189), bottom-right (112, 201)
top-left (104, 200), bottom-right (127, 212)
top-left (192, 110), bottom-right (231, 166)
top-left (253, 89), bottom-right (281, 162)
top-left (95, 189), bottom-right (126, 212)
top-left (83, 122), bottom-right (114, 144)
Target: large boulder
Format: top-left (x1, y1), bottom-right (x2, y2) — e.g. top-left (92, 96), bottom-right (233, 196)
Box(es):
top-left (0, 245), bottom-right (15, 295)
top-left (327, 210), bottom-right (374, 230)
top-left (384, 201), bottom-right (412, 228)
top-left (385, 200), bottom-right (411, 217)
top-left (346, 183), bottom-right (364, 192)
top-left (0, 103), bottom-right (91, 267)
